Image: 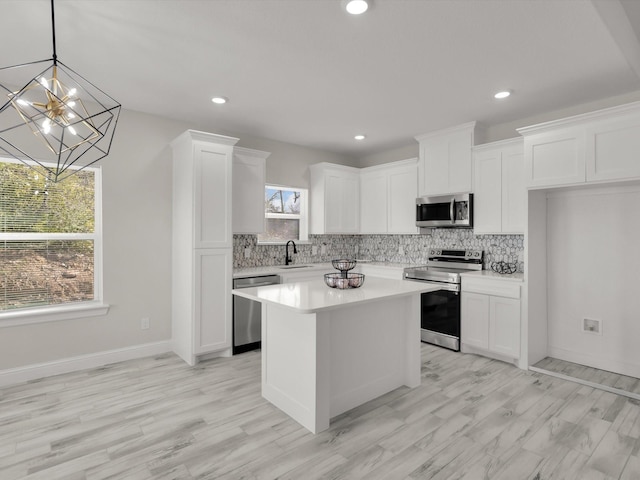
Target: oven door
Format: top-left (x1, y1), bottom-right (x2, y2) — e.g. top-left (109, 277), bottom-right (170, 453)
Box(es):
top-left (420, 283), bottom-right (461, 351)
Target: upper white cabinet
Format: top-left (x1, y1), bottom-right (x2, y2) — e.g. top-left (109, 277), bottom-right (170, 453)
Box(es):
top-left (360, 159), bottom-right (418, 235)
top-left (518, 101), bottom-right (640, 189)
top-left (415, 122), bottom-right (482, 196)
top-left (172, 131), bottom-right (236, 249)
top-left (473, 138), bottom-right (525, 234)
top-left (233, 147), bottom-right (269, 234)
top-left (170, 130), bottom-right (238, 366)
top-left (310, 163), bottom-right (360, 234)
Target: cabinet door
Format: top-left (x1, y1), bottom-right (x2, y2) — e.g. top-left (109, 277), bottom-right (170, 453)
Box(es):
top-left (524, 130), bottom-right (586, 188)
top-left (194, 142), bottom-right (233, 248)
top-left (360, 170), bottom-right (388, 233)
top-left (388, 164), bottom-right (418, 234)
top-left (501, 145), bottom-right (525, 234)
top-left (461, 292), bottom-right (489, 349)
top-left (325, 172), bottom-right (359, 234)
top-left (194, 249), bottom-right (232, 354)
top-left (473, 149), bottom-right (502, 234)
top-left (489, 296), bottom-right (521, 358)
top-left (448, 129), bottom-right (474, 194)
top-left (421, 137), bottom-right (449, 195)
top-left (232, 150), bottom-right (267, 234)
top-left (586, 116), bottom-right (640, 183)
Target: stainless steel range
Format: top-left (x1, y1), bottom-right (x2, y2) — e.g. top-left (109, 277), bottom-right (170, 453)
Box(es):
top-left (404, 249), bottom-right (483, 351)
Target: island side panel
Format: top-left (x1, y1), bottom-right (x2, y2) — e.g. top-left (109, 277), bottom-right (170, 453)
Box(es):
top-left (261, 303), bottom-right (330, 434)
top-left (328, 294), bottom-right (422, 418)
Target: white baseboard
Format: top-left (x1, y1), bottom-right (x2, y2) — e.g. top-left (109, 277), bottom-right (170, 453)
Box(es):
top-left (0, 341), bottom-right (172, 388)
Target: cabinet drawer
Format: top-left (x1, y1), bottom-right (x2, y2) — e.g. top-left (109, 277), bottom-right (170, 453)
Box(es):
top-left (462, 278), bottom-right (520, 299)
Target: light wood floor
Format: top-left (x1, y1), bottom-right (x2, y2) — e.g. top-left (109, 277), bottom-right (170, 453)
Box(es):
top-left (533, 356), bottom-right (640, 398)
top-left (2, 344), bottom-right (640, 480)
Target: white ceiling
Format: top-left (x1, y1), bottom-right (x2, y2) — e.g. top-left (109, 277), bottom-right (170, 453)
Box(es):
top-left (2, 0), bottom-right (640, 158)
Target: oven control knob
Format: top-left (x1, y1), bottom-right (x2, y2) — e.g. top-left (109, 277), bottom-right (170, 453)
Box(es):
top-left (429, 250), bottom-right (435, 256)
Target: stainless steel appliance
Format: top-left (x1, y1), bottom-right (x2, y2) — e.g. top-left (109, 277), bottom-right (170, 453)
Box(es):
top-left (232, 274), bottom-right (280, 354)
top-left (416, 193), bottom-right (473, 229)
top-left (403, 249), bottom-right (483, 351)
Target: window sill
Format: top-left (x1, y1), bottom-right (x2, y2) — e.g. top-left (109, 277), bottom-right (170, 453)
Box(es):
top-left (0, 302), bottom-right (110, 328)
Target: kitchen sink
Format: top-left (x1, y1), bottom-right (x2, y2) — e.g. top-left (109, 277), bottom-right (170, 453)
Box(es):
top-left (278, 265), bottom-right (312, 269)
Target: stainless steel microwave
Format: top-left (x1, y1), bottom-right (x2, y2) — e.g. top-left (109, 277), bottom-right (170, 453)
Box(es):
top-left (416, 193), bottom-right (473, 228)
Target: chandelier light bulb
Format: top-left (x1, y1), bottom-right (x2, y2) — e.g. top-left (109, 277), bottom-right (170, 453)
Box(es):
top-left (42, 119), bottom-right (51, 134)
top-left (67, 125), bottom-right (77, 135)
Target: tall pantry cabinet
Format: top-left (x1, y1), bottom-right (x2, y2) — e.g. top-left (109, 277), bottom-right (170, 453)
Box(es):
top-left (170, 130), bottom-right (239, 366)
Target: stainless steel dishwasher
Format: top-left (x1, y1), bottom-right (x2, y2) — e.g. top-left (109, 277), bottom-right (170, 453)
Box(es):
top-left (232, 274), bottom-right (280, 354)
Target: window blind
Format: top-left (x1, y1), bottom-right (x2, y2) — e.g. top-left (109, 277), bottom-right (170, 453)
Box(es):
top-left (0, 161), bottom-right (97, 311)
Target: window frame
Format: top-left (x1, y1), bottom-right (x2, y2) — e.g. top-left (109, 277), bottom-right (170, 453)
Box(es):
top-left (258, 184), bottom-right (309, 245)
top-left (0, 157), bottom-right (108, 326)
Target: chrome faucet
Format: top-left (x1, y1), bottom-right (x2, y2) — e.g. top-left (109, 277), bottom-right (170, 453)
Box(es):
top-left (285, 240), bottom-right (297, 265)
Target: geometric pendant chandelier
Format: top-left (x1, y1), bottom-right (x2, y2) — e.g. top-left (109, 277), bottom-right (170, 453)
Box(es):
top-left (0, 0), bottom-right (120, 182)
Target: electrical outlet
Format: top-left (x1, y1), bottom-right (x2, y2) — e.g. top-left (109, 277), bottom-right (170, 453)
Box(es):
top-left (141, 317), bottom-right (150, 330)
top-left (582, 318), bottom-right (601, 335)
top-left (398, 245), bottom-right (405, 255)
top-left (244, 247), bottom-right (251, 259)
top-left (312, 245), bottom-right (318, 255)
top-left (321, 244), bottom-right (327, 255)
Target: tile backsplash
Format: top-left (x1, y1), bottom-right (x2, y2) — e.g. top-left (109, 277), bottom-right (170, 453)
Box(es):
top-left (234, 230), bottom-right (524, 272)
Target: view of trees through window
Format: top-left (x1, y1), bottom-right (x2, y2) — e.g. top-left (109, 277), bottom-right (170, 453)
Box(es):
top-left (258, 186), bottom-right (307, 243)
top-left (0, 161), bottom-right (96, 311)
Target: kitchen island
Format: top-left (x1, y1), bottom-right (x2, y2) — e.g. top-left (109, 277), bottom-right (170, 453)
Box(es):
top-left (232, 277), bottom-right (440, 433)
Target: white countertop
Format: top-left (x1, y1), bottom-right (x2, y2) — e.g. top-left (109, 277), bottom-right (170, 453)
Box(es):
top-left (233, 261), bottom-right (414, 279)
top-left (232, 276), bottom-right (440, 313)
top-left (461, 270), bottom-right (524, 282)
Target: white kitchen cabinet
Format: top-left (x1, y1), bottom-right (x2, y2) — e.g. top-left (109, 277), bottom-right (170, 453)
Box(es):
top-left (171, 130), bottom-right (238, 366)
top-left (461, 276), bottom-right (521, 361)
top-left (473, 138), bottom-right (525, 234)
top-left (360, 159), bottom-right (418, 234)
top-left (461, 292), bottom-right (490, 349)
top-left (415, 122), bottom-right (482, 196)
top-left (359, 169), bottom-right (388, 234)
top-left (310, 163), bottom-right (360, 234)
top-left (194, 249), bottom-right (233, 355)
top-left (518, 101), bottom-right (640, 189)
top-left (233, 147), bottom-right (269, 234)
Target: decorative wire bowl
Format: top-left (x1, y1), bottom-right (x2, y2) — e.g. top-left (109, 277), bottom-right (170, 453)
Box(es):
top-left (324, 272), bottom-right (365, 289)
top-left (491, 261), bottom-right (517, 274)
top-left (331, 259), bottom-right (357, 274)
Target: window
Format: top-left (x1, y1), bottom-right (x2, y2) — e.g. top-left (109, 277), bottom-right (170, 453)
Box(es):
top-left (257, 185), bottom-right (308, 243)
top-left (0, 158), bottom-right (103, 316)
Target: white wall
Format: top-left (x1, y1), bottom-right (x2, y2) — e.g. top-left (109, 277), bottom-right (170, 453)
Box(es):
top-left (0, 109), bottom-right (356, 374)
top-left (235, 135), bottom-right (358, 188)
top-left (546, 184), bottom-right (640, 377)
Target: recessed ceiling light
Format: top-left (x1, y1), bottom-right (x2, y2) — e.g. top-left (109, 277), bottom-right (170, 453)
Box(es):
top-left (354, 134), bottom-right (366, 140)
top-left (345, 0), bottom-right (369, 15)
top-left (494, 90), bottom-right (511, 99)
top-left (211, 96), bottom-right (228, 104)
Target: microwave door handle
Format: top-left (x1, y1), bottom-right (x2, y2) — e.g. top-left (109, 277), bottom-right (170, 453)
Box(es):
top-left (450, 198), bottom-right (455, 224)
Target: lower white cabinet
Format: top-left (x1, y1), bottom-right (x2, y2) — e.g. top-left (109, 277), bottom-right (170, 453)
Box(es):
top-left (461, 277), bottom-right (521, 360)
top-left (194, 249), bottom-right (233, 355)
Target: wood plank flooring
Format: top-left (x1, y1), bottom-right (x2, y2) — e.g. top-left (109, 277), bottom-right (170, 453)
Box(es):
top-left (2, 345), bottom-right (640, 479)
top-left (533, 356), bottom-right (640, 398)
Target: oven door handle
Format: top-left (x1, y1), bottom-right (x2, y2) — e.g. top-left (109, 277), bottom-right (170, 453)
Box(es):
top-left (406, 279), bottom-right (460, 293)
top-left (450, 198), bottom-right (455, 224)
